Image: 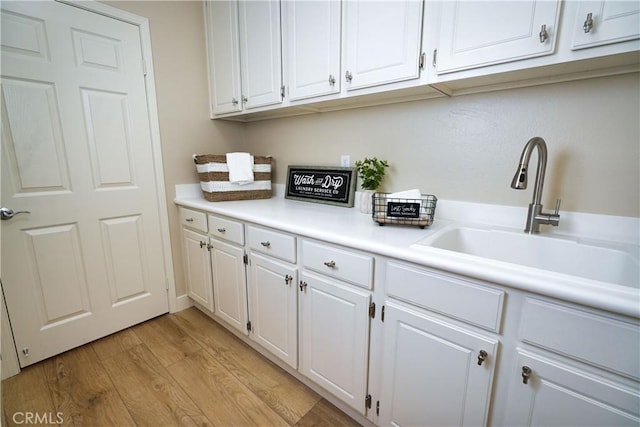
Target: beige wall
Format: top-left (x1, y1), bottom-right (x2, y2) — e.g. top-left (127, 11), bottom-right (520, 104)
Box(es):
top-left (242, 73), bottom-right (640, 217)
top-left (103, 0), bottom-right (243, 297)
top-left (103, 1), bottom-right (638, 299)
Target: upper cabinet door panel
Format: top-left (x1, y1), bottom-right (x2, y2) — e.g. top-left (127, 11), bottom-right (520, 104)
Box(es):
top-left (344, 0), bottom-right (424, 90)
top-left (238, 0), bottom-right (283, 109)
top-left (284, 0), bottom-right (342, 101)
top-left (205, 1), bottom-right (242, 115)
top-left (571, 1), bottom-right (640, 50)
top-left (436, 1), bottom-right (560, 74)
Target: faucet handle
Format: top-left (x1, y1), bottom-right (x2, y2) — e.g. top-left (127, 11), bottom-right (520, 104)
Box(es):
top-left (554, 199), bottom-right (561, 215)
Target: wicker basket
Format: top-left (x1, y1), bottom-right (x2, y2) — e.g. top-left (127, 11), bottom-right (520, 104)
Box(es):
top-left (372, 193), bottom-right (437, 229)
top-left (194, 154), bottom-right (272, 202)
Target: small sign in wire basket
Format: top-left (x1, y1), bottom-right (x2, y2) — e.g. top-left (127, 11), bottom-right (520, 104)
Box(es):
top-left (372, 193), bottom-right (438, 229)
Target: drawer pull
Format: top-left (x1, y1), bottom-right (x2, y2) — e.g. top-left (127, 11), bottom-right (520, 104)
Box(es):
top-left (323, 260), bottom-right (336, 268)
top-left (583, 12), bottom-right (593, 33)
top-left (299, 281), bottom-right (307, 292)
top-left (260, 241), bottom-right (271, 247)
top-left (186, 218), bottom-right (194, 222)
top-left (284, 274), bottom-right (293, 285)
top-left (199, 241), bottom-right (206, 248)
top-left (521, 366), bottom-right (532, 384)
top-left (477, 350), bottom-right (488, 366)
top-left (217, 227), bottom-right (226, 233)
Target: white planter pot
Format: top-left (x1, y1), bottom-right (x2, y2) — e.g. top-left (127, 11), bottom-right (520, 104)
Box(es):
top-left (359, 189), bottom-right (375, 214)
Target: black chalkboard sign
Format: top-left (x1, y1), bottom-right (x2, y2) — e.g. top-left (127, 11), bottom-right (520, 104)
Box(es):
top-left (285, 166), bottom-right (356, 207)
top-left (387, 202), bottom-right (421, 218)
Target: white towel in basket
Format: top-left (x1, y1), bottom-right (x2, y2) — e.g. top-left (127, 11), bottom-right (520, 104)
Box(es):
top-left (226, 152), bottom-right (254, 185)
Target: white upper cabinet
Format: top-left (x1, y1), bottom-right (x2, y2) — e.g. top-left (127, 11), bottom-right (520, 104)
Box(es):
top-left (435, 0), bottom-right (561, 74)
top-left (343, 0), bottom-right (425, 90)
top-left (283, 0), bottom-right (342, 101)
top-left (204, 1), bottom-right (242, 115)
top-left (571, 0), bottom-right (640, 50)
top-left (238, 0), bottom-right (283, 109)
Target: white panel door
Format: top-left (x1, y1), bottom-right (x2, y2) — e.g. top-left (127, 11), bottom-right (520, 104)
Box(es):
top-left (237, 0), bottom-right (283, 109)
top-left (343, 0), bottom-right (424, 91)
top-left (503, 351), bottom-right (640, 426)
top-left (248, 253), bottom-right (298, 369)
top-left (436, 1), bottom-right (560, 74)
top-left (211, 239), bottom-right (248, 335)
top-left (299, 271), bottom-right (370, 414)
top-left (379, 302), bottom-right (498, 427)
top-left (0, 1), bottom-right (168, 367)
top-left (182, 229), bottom-right (214, 311)
top-left (204, 0), bottom-right (242, 114)
top-left (571, 1), bottom-right (640, 50)
top-left (284, 0), bottom-right (341, 101)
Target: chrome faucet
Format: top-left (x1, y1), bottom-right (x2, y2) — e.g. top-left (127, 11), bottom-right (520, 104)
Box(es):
top-left (511, 137), bottom-right (560, 234)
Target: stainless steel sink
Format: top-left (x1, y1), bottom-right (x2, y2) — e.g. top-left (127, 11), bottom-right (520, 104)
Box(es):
top-left (412, 224), bottom-right (639, 288)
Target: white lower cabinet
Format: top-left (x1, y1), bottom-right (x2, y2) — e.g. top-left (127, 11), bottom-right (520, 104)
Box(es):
top-left (299, 270), bottom-right (371, 414)
top-left (182, 228), bottom-right (214, 311)
top-left (210, 238), bottom-right (248, 335)
top-left (379, 301), bottom-right (498, 427)
top-left (247, 252), bottom-right (298, 369)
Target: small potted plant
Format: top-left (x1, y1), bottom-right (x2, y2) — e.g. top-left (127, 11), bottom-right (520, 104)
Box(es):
top-left (355, 157), bottom-right (389, 213)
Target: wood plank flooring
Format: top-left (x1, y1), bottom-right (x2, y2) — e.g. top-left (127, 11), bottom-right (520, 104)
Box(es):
top-left (3, 308), bottom-right (361, 427)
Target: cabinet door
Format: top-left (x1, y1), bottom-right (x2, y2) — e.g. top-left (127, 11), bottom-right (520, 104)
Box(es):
top-left (238, 0), bottom-right (283, 109)
top-left (299, 271), bottom-right (370, 414)
top-left (211, 239), bottom-right (248, 335)
top-left (571, 1), bottom-right (640, 50)
top-left (503, 351), bottom-right (640, 426)
top-left (284, 0), bottom-right (341, 100)
top-left (379, 302), bottom-right (498, 427)
top-left (435, 1), bottom-right (560, 74)
top-left (343, 0), bottom-right (424, 91)
top-left (248, 253), bottom-right (298, 369)
top-left (204, 1), bottom-right (242, 115)
top-left (182, 228), bottom-right (214, 311)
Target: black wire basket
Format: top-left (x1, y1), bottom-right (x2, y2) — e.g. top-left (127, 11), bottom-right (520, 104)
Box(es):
top-left (371, 193), bottom-right (438, 229)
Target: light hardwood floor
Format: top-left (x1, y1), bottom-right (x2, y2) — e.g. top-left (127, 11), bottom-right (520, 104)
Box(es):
top-left (2, 307), bottom-right (361, 426)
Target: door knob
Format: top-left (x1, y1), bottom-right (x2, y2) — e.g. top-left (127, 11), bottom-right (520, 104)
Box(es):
top-left (0, 207), bottom-right (31, 220)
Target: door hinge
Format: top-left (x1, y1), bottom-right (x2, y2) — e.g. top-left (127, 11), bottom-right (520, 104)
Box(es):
top-left (419, 51), bottom-right (426, 70)
top-left (246, 321), bottom-right (252, 332)
top-left (280, 85), bottom-right (286, 99)
top-left (376, 400), bottom-right (380, 416)
top-left (381, 305), bottom-right (385, 322)
top-left (369, 301), bottom-right (376, 319)
top-left (243, 254), bottom-right (249, 265)
top-left (432, 49), bottom-right (438, 67)
top-left (365, 394), bottom-right (372, 409)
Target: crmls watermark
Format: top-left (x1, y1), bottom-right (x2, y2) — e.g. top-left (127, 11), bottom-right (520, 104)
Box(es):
top-left (12, 412), bottom-right (64, 425)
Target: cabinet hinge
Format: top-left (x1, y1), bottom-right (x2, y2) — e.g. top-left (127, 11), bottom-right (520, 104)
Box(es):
top-left (280, 85), bottom-right (286, 99)
top-left (432, 49), bottom-right (438, 67)
top-left (369, 301), bottom-right (376, 319)
top-left (376, 400), bottom-right (380, 416)
top-left (419, 51), bottom-right (426, 70)
top-left (246, 321), bottom-right (252, 332)
top-left (243, 254), bottom-right (249, 264)
top-left (381, 305), bottom-right (385, 322)
top-left (365, 394), bottom-right (372, 409)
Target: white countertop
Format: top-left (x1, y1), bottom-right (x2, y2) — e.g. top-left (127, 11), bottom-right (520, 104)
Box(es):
top-left (175, 184), bottom-right (640, 319)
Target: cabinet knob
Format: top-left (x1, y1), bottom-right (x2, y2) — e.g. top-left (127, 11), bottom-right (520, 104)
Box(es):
top-left (232, 97), bottom-right (239, 106)
top-left (284, 274), bottom-right (293, 285)
top-left (345, 70), bottom-right (353, 83)
top-left (521, 366), bottom-right (532, 384)
top-left (242, 96), bottom-right (248, 104)
top-left (477, 350), bottom-right (488, 366)
top-left (260, 241), bottom-right (271, 248)
top-left (539, 24), bottom-right (548, 43)
top-left (199, 241), bottom-right (206, 248)
top-left (186, 218), bottom-right (194, 222)
top-left (323, 260), bottom-right (336, 268)
top-left (583, 12), bottom-right (594, 33)
top-left (217, 227), bottom-right (226, 233)
top-left (328, 74), bottom-right (336, 86)
top-left (299, 281), bottom-right (308, 292)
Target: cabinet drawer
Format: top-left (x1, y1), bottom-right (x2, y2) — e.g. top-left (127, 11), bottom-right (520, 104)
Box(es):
top-left (301, 240), bottom-right (373, 289)
top-left (386, 261), bottom-right (504, 332)
top-left (179, 207), bottom-right (207, 233)
top-left (247, 225), bottom-right (296, 263)
top-left (208, 214), bottom-right (244, 245)
top-left (520, 298), bottom-right (640, 380)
